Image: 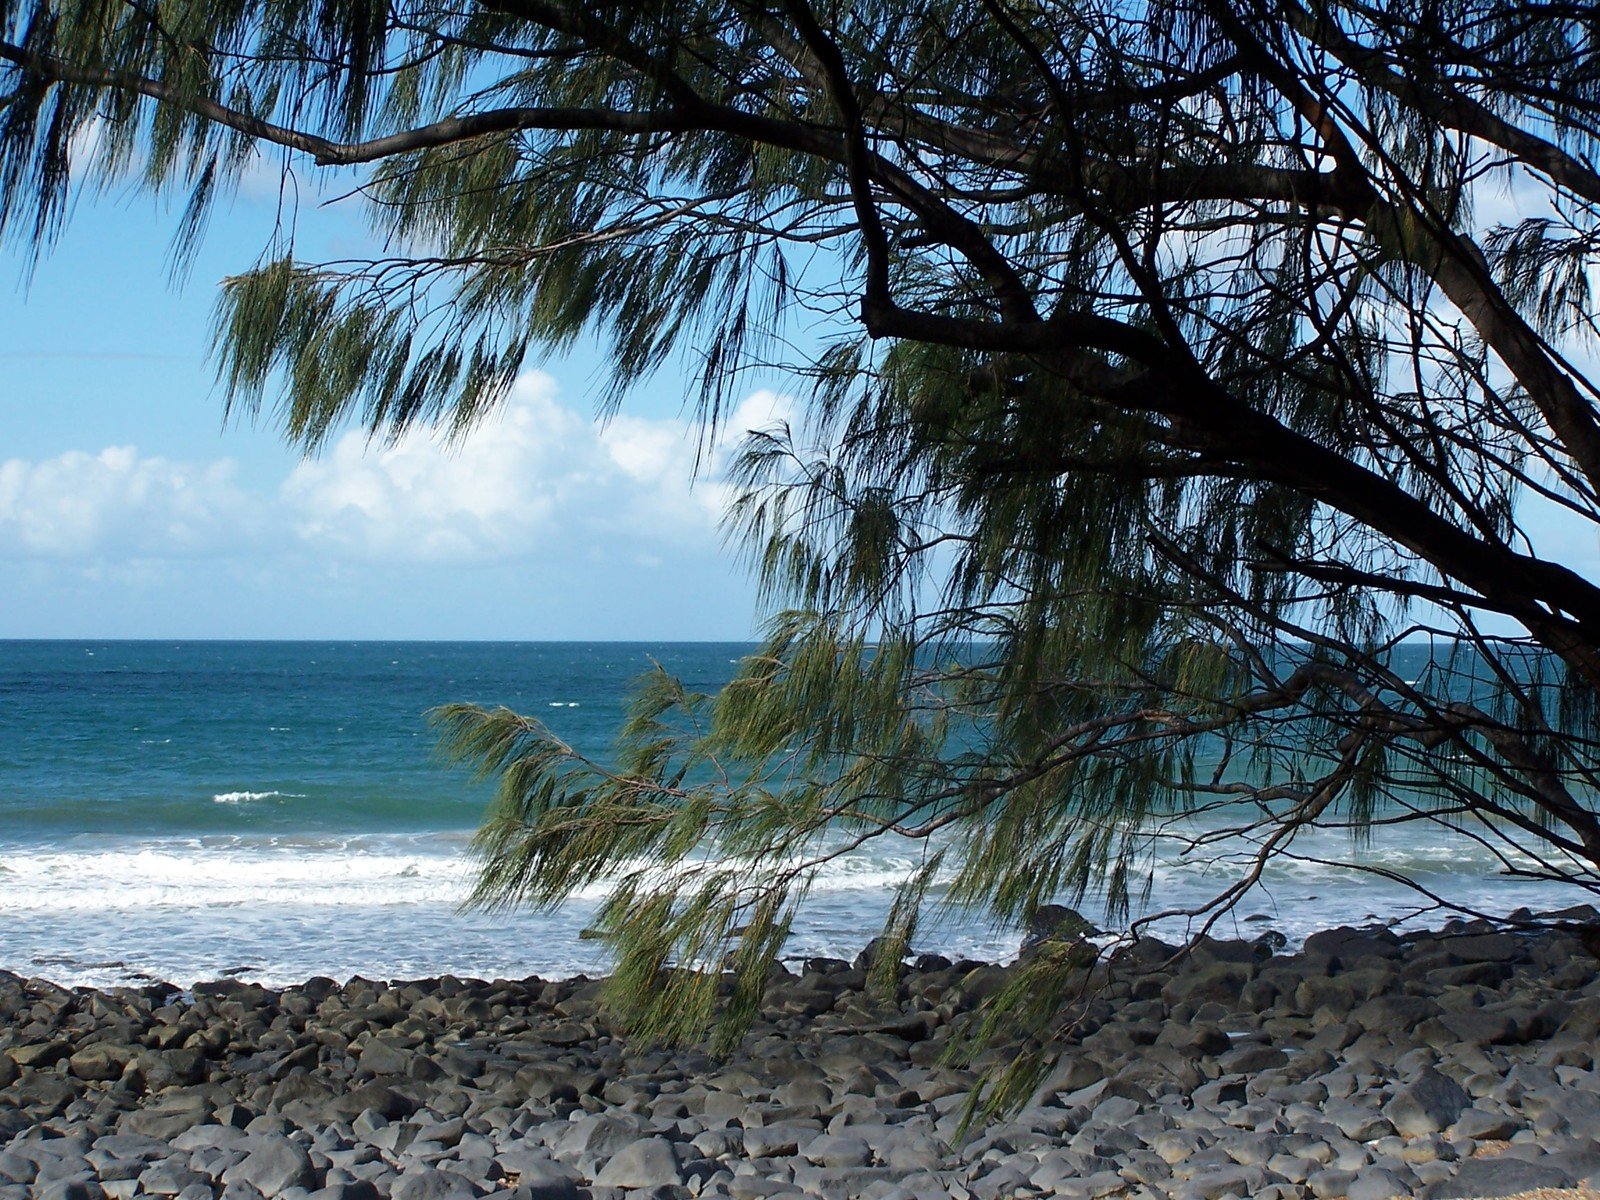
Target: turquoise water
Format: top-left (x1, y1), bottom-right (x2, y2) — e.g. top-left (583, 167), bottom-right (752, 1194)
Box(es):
top-left (0, 640), bottom-right (741, 835)
top-left (0, 640), bottom-right (1588, 988)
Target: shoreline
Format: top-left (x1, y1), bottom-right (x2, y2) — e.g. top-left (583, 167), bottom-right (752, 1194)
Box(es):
top-left (3, 919), bottom-right (1600, 1199)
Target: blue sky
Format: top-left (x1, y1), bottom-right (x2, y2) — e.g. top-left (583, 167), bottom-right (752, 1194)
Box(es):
top-left (0, 171), bottom-right (774, 640)
top-left (6, 160), bottom-right (1599, 643)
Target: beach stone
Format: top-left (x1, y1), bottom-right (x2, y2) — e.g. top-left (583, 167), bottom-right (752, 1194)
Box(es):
top-left (1303, 927), bottom-right (1402, 962)
top-left (1021, 905), bottom-right (1098, 952)
top-left (310, 1186), bottom-right (382, 1200)
top-left (1307, 1169), bottom-right (1359, 1199)
top-left (1445, 934), bottom-right (1518, 963)
top-left (224, 1136), bottom-right (319, 1197)
top-left (553, 1114), bottom-right (648, 1161)
top-left (69, 1044), bottom-right (131, 1082)
top-left (121, 1099), bottom-right (216, 1139)
top-left (500, 1160), bottom-right (580, 1200)
top-left (1384, 1068), bottom-right (1469, 1136)
top-left (390, 1168), bottom-right (480, 1200)
top-left (357, 1038), bottom-right (412, 1077)
top-left (1448, 1108), bottom-right (1519, 1141)
top-left (1183, 1164), bottom-right (1265, 1198)
top-left (324, 1083), bottom-right (414, 1123)
top-left (1547, 1085), bottom-right (1600, 1132)
top-left (1351, 994), bottom-right (1440, 1031)
top-left (138, 1163), bottom-right (214, 1196)
top-left (882, 1134), bottom-right (945, 1175)
top-left (1428, 1155), bottom-right (1577, 1198)
top-left (1191, 1078), bottom-right (1247, 1109)
top-left (34, 1182), bottom-right (106, 1200)
top-left (1347, 1168), bottom-right (1409, 1200)
top-left (801, 1134), bottom-right (873, 1168)
top-left (0, 1154), bottom-right (35, 1186)
top-left (1322, 1098), bottom-right (1392, 1141)
top-left (11, 1040), bottom-right (73, 1069)
top-left (743, 1124), bottom-right (818, 1158)
top-left (593, 1138), bottom-right (684, 1189)
top-left (1163, 964), bottom-right (1252, 1006)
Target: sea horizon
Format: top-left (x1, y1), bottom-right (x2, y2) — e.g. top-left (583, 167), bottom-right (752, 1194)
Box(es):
top-left (0, 638), bottom-right (1588, 991)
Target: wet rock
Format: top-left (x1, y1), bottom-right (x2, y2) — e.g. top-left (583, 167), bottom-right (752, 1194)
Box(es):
top-left (1445, 934), bottom-right (1519, 963)
top-left (1163, 964), bottom-right (1253, 1007)
top-left (1021, 906), bottom-right (1099, 953)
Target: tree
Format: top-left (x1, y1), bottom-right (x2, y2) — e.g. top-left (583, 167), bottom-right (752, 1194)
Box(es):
top-left (9, 0), bottom-right (1600, 1084)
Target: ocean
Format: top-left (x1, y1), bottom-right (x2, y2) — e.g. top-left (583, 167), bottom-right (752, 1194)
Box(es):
top-left (0, 640), bottom-right (1588, 989)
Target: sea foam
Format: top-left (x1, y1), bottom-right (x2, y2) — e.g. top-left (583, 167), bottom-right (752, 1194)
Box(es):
top-left (211, 790), bottom-right (306, 804)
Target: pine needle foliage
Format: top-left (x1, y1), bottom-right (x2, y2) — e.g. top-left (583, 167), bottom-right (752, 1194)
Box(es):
top-left (12, 0), bottom-right (1600, 1083)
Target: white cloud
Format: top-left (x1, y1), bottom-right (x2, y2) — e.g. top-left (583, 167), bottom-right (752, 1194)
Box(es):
top-left (0, 446), bottom-right (255, 559)
top-left (281, 373), bottom-right (796, 564)
top-left (0, 375), bottom-right (797, 582)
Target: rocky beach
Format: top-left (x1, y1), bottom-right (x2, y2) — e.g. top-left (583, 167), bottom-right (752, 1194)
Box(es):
top-left (5, 918), bottom-right (1600, 1200)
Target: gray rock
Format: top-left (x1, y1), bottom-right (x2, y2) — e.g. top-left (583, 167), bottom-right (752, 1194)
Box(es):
top-left (1022, 905), bottom-right (1099, 952)
top-left (171, 1126), bottom-right (247, 1153)
top-left (1435, 1008), bottom-right (1520, 1047)
top-left (1191, 1078), bottom-right (1247, 1109)
top-left (309, 1185), bottom-right (382, 1200)
top-left (121, 1093), bottom-right (218, 1139)
top-left (1183, 1164), bottom-right (1266, 1199)
top-left (552, 1114), bottom-right (648, 1161)
top-left (10, 1040), bottom-right (72, 1069)
top-left (593, 1138), bottom-right (685, 1189)
top-left (501, 1160), bottom-right (580, 1200)
top-left (137, 1162), bottom-right (214, 1196)
top-left (1547, 1085), bottom-right (1600, 1134)
top-left (1322, 1098), bottom-right (1393, 1142)
top-left (224, 1136), bottom-right (319, 1197)
top-left (742, 1124), bottom-right (819, 1158)
top-left (1385, 1068), bottom-right (1470, 1136)
top-left (1449, 1107), bottom-right (1519, 1141)
top-left (357, 1038), bottom-right (412, 1077)
top-left (0, 1151), bottom-right (35, 1185)
top-left (1351, 995), bottom-right (1441, 1031)
top-left (1307, 1169), bottom-right (1360, 1200)
top-left (34, 1182), bottom-right (106, 1200)
top-left (1163, 964), bottom-right (1253, 1007)
top-left (1445, 934), bottom-right (1518, 963)
top-left (389, 1168), bottom-right (480, 1200)
top-left (69, 1044), bottom-right (131, 1082)
top-left (801, 1134), bottom-right (873, 1169)
top-left (1347, 1168), bottom-right (1409, 1200)
top-left (1429, 1155), bottom-right (1577, 1198)
top-left (1304, 927), bottom-right (1402, 962)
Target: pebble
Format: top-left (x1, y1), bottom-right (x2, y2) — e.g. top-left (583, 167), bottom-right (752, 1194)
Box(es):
top-left (1, 917), bottom-right (1599, 1198)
